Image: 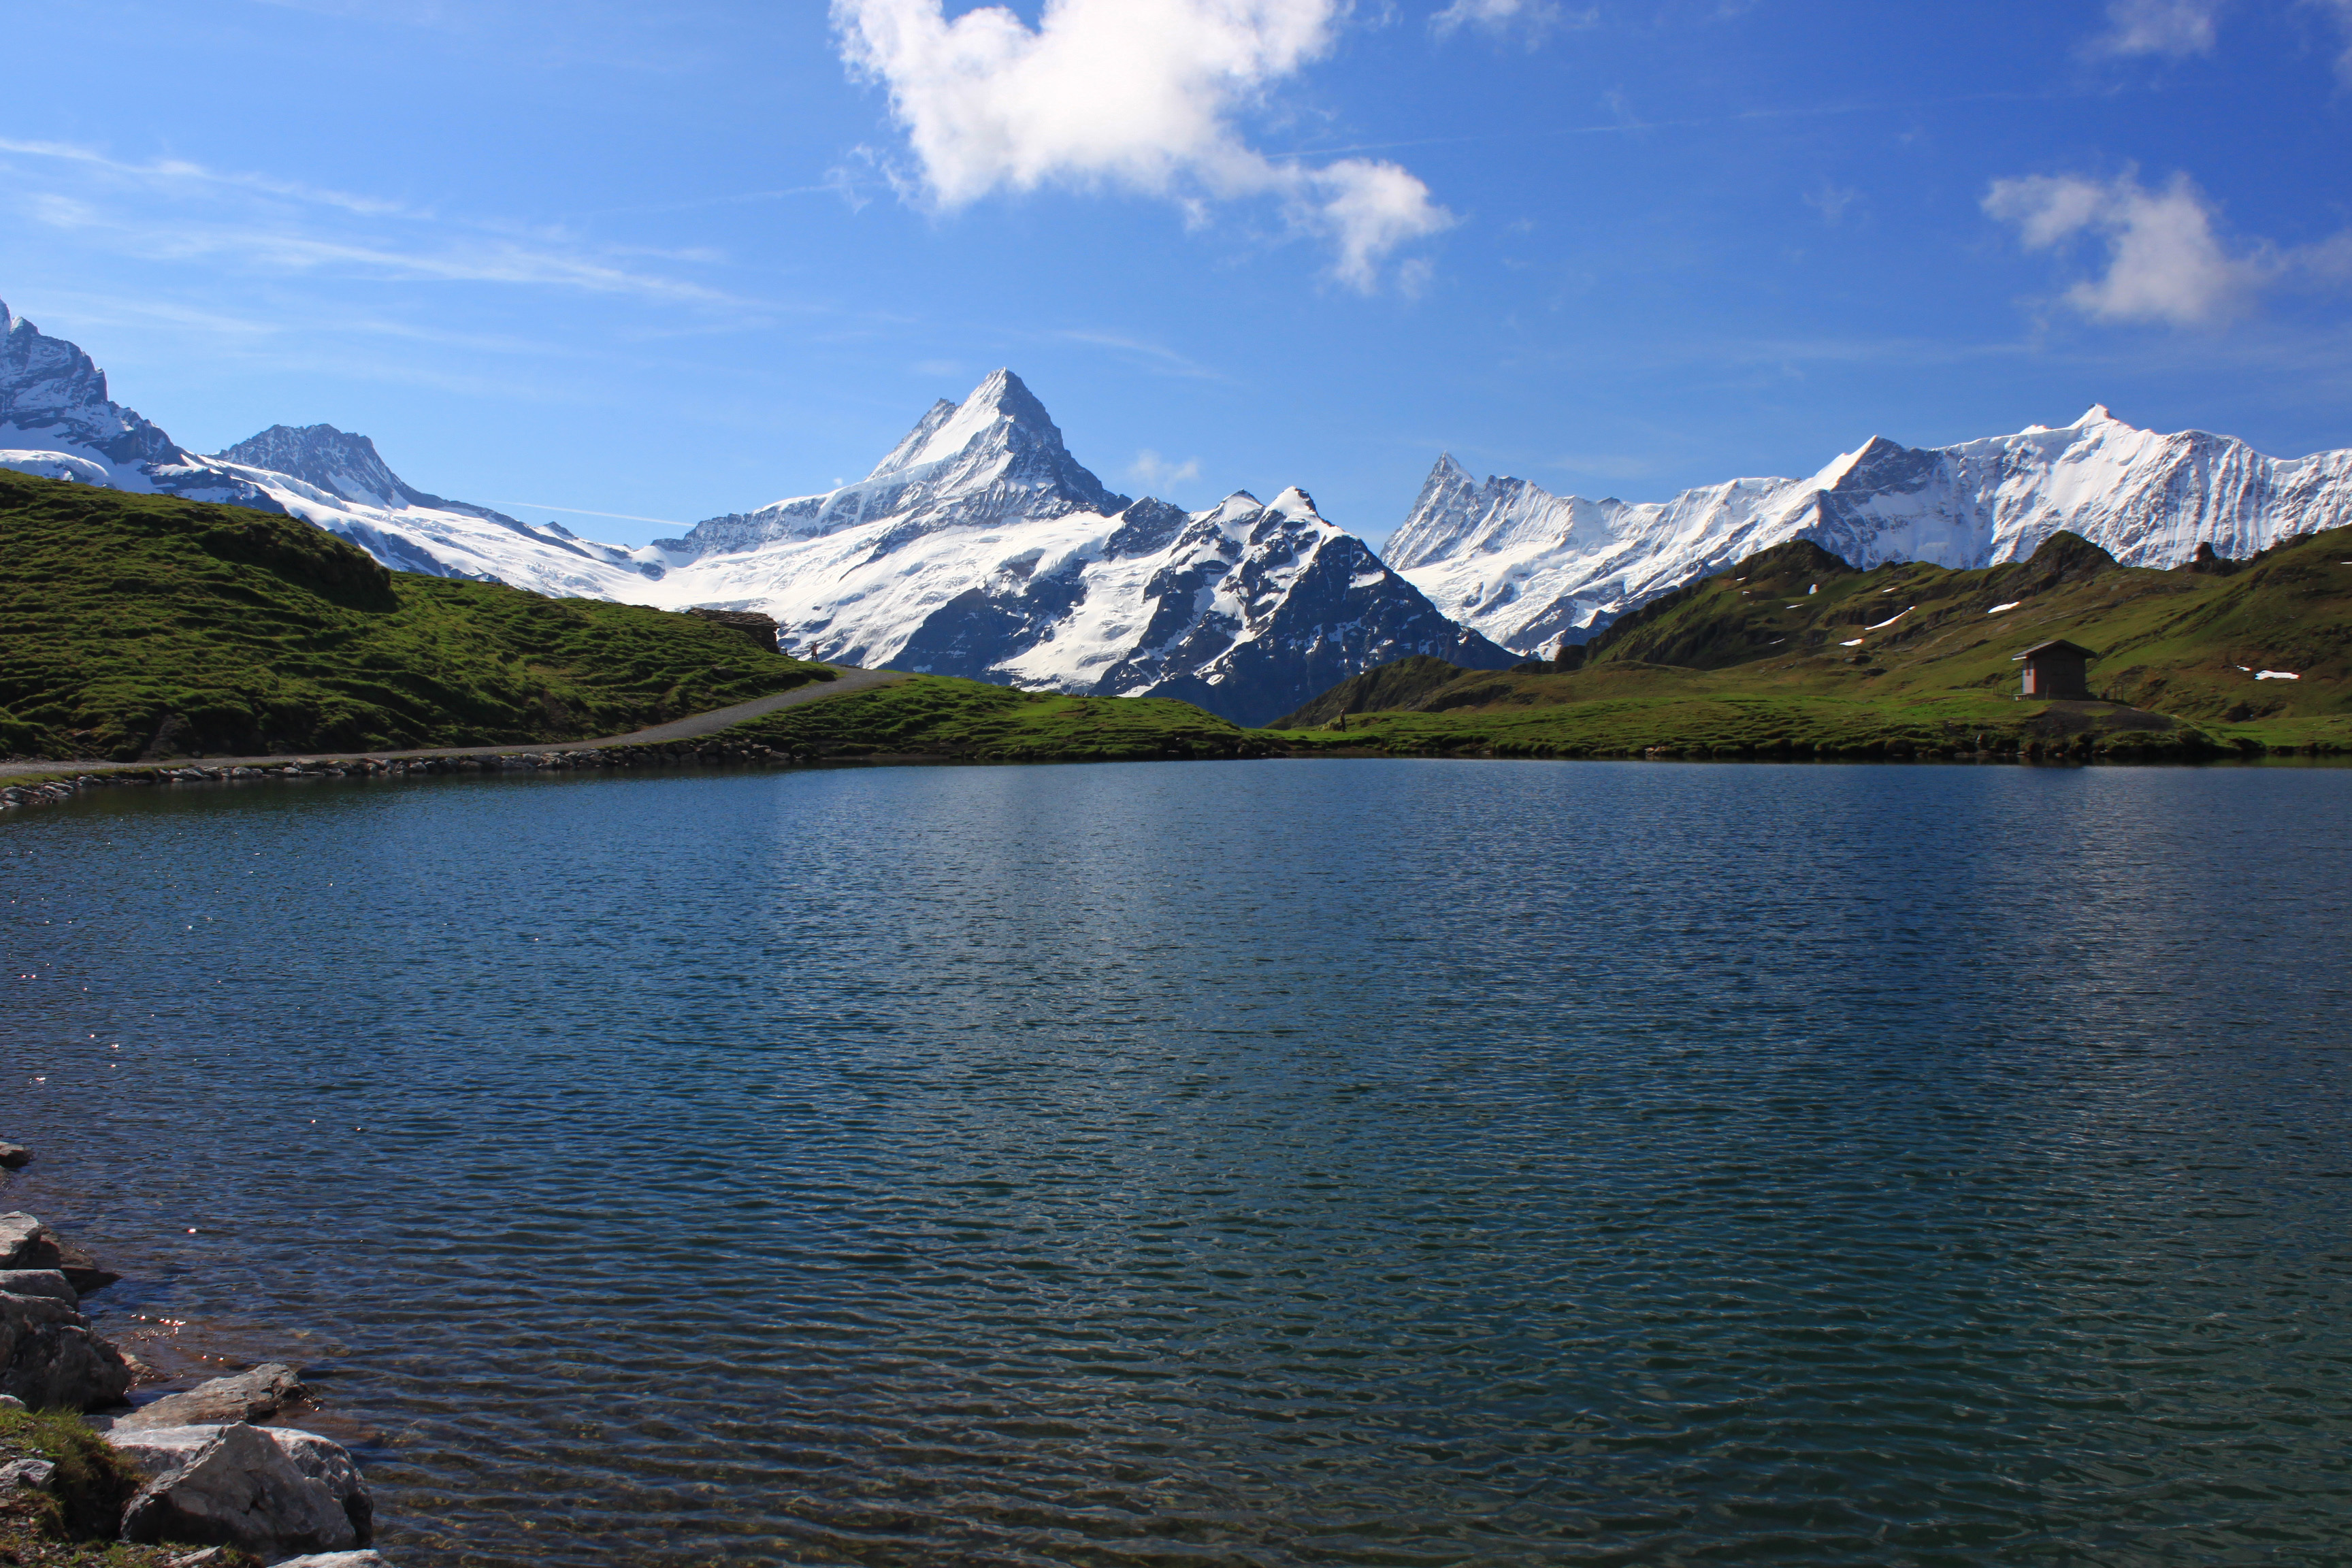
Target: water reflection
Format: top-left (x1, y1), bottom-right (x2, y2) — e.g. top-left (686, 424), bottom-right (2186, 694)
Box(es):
top-left (2, 760), bottom-right (2347, 1565)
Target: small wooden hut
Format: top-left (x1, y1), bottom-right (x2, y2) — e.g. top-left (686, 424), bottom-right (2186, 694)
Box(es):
top-left (2011, 638), bottom-right (2097, 699)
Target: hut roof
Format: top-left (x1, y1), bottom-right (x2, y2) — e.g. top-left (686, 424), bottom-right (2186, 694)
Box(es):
top-left (2010, 638), bottom-right (2100, 662)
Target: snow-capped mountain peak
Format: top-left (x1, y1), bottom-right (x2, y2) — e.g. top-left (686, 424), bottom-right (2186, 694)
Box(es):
top-left (0, 303), bottom-right (670, 593)
top-left (1395, 405), bottom-right (2352, 654)
top-left (212, 424), bottom-right (428, 511)
top-left (657, 368), bottom-right (1129, 564)
top-left (636, 380), bottom-right (1509, 721)
top-left (1, 298), bottom-right (208, 487)
top-left (1205, 490), bottom-right (1265, 528)
top-left (1265, 486), bottom-right (1322, 521)
top-left (865, 368), bottom-right (1062, 480)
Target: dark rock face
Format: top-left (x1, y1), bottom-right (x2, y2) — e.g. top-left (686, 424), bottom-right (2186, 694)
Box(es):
top-left (0, 1267), bottom-right (133, 1410)
top-left (0, 1211), bottom-right (120, 1294)
top-left (1122, 522), bottom-right (1515, 728)
top-left (684, 608), bottom-right (784, 654)
top-left (2183, 540), bottom-right (2243, 576)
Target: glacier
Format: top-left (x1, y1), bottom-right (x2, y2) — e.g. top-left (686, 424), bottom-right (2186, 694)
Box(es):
top-left (1388, 407), bottom-right (2352, 654)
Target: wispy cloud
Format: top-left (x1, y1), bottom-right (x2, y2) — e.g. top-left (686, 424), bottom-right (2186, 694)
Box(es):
top-left (24, 202), bottom-right (745, 305)
top-left (2317, 0), bottom-right (2352, 84)
top-left (2085, 0), bottom-right (2220, 59)
top-left (1431, 0), bottom-right (1597, 46)
top-left (1128, 448), bottom-right (1203, 489)
top-left (830, 0), bottom-right (1453, 292)
top-left (0, 137), bottom-right (412, 216)
top-left (1053, 329), bottom-right (1228, 380)
top-left (1803, 180), bottom-right (1861, 225)
top-left (0, 135), bottom-right (757, 309)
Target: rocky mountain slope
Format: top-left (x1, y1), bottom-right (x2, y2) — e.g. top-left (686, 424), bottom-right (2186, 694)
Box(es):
top-left (1390, 407), bottom-right (2352, 654)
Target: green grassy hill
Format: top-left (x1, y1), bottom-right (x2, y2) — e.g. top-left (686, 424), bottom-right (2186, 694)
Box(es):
top-left (1264, 525), bottom-right (2352, 760)
top-left (0, 469), bottom-right (833, 761)
top-left (715, 674), bottom-right (1264, 762)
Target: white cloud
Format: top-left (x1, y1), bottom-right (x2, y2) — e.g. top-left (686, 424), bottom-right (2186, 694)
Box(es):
top-left (1128, 448), bottom-right (1203, 488)
top-left (831, 0), bottom-right (1454, 291)
top-left (2087, 0), bottom-right (2220, 57)
top-left (1983, 169), bottom-right (2257, 325)
top-left (1431, 0), bottom-right (1596, 44)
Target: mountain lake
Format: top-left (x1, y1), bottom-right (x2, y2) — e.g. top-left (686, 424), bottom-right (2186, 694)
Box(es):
top-left (3, 755), bottom-right (2348, 1567)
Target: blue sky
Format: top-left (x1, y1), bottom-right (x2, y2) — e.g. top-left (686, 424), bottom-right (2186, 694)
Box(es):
top-left (5, 0), bottom-right (2349, 548)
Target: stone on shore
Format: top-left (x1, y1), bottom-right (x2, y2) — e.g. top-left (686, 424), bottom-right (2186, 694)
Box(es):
top-left (0, 1455), bottom-right (56, 1492)
top-left (0, 1142), bottom-right (29, 1171)
top-left (273, 1553), bottom-right (396, 1567)
top-left (117, 1363), bottom-right (308, 1432)
top-left (0, 1267), bottom-right (79, 1303)
top-left (0, 1210), bottom-right (121, 1293)
top-left (113, 1422), bottom-right (372, 1558)
top-left (0, 1267), bottom-right (133, 1409)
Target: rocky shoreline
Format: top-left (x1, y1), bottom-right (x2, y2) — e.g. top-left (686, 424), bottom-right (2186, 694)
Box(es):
top-left (0, 735), bottom-right (810, 813)
top-left (0, 1169), bottom-right (396, 1567)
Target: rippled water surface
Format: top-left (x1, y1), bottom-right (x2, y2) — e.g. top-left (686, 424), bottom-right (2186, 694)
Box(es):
top-left (4, 758), bottom-right (2351, 1566)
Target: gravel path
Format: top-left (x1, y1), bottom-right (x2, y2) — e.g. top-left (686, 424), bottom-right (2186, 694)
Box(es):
top-left (0, 666), bottom-right (906, 780)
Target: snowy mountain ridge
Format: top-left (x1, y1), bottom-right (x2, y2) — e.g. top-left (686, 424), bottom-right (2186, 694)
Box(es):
top-left (0, 299), bottom-right (667, 595)
top-left (19, 289), bottom-right (2341, 713)
top-left (1392, 406), bottom-right (2352, 654)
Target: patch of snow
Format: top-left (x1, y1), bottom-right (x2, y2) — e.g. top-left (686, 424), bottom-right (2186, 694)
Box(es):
top-left (0, 448), bottom-right (111, 485)
top-left (1987, 601), bottom-right (2020, 614)
top-left (1865, 607), bottom-right (1912, 630)
top-left (2255, 670), bottom-right (2300, 680)
top-left (1840, 638), bottom-right (1864, 647)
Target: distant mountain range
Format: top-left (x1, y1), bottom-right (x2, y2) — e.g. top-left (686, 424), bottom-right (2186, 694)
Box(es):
top-left (7, 293), bottom-right (2348, 717)
top-left (1391, 410), bottom-right (2352, 653)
